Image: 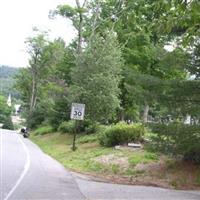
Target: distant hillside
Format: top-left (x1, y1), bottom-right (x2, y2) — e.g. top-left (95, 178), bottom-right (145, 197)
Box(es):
top-left (0, 65), bottom-right (20, 98)
top-left (0, 65), bottom-right (19, 78)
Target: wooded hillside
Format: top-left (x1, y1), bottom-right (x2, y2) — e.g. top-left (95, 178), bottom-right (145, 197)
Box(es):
top-left (0, 65), bottom-right (20, 98)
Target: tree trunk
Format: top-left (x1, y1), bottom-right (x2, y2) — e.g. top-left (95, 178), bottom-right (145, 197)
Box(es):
top-left (119, 109), bottom-right (125, 121)
top-left (91, 1), bottom-right (100, 36)
top-left (142, 104), bottom-right (149, 123)
top-left (75, 0), bottom-right (87, 54)
top-left (77, 13), bottom-right (83, 54)
top-left (30, 71), bottom-right (37, 111)
top-left (28, 59), bottom-right (38, 129)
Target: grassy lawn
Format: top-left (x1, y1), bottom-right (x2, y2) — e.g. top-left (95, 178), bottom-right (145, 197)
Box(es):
top-left (30, 132), bottom-right (200, 190)
top-left (30, 132), bottom-right (158, 175)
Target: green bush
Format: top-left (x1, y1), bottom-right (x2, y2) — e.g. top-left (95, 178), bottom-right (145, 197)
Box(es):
top-left (58, 120), bottom-right (76, 134)
top-left (2, 116), bottom-right (14, 130)
top-left (33, 125), bottom-right (54, 135)
top-left (85, 122), bottom-right (100, 134)
top-left (97, 124), bottom-right (109, 134)
top-left (149, 123), bottom-right (200, 164)
top-left (99, 122), bottom-right (146, 147)
top-left (27, 107), bottom-right (46, 129)
top-left (78, 120), bottom-right (99, 134)
top-left (58, 120), bottom-right (100, 134)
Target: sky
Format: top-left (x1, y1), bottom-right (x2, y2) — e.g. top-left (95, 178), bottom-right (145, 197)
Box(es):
top-left (0, 0), bottom-right (77, 68)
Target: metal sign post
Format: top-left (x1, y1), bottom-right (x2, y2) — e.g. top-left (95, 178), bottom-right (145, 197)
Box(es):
top-left (70, 103), bottom-right (85, 151)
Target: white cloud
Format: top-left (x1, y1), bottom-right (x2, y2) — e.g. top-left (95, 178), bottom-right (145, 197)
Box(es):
top-left (0, 0), bottom-right (77, 68)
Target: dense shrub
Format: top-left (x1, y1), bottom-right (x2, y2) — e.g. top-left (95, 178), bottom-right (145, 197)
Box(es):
top-left (99, 122), bottom-right (146, 147)
top-left (149, 123), bottom-right (200, 164)
top-left (76, 120), bottom-right (99, 134)
top-left (2, 116), bottom-right (14, 130)
top-left (49, 99), bottom-right (71, 129)
top-left (33, 125), bottom-right (54, 135)
top-left (0, 95), bottom-right (14, 130)
top-left (97, 124), bottom-right (109, 134)
top-left (84, 122), bottom-right (100, 134)
top-left (58, 120), bottom-right (100, 134)
top-left (27, 106), bottom-right (46, 129)
top-left (58, 120), bottom-right (76, 134)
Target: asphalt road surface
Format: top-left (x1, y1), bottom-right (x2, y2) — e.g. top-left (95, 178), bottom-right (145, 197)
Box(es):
top-left (0, 129), bottom-right (200, 200)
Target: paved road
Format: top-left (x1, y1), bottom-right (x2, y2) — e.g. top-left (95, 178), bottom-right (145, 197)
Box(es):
top-left (0, 129), bottom-right (200, 200)
top-left (0, 129), bottom-right (84, 200)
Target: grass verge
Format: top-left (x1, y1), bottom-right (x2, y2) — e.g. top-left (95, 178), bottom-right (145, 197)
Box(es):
top-left (30, 132), bottom-right (200, 190)
top-left (30, 132), bottom-right (157, 175)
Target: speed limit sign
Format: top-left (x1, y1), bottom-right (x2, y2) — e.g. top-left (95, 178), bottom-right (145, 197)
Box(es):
top-left (70, 103), bottom-right (85, 120)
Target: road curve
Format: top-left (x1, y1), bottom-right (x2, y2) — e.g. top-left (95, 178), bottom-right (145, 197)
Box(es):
top-left (0, 129), bottom-right (85, 200)
top-left (0, 129), bottom-right (200, 200)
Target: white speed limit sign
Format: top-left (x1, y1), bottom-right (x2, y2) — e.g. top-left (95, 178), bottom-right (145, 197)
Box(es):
top-left (70, 103), bottom-right (85, 120)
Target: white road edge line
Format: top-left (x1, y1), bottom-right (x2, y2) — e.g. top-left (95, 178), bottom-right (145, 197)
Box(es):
top-left (4, 133), bottom-right (31, 200)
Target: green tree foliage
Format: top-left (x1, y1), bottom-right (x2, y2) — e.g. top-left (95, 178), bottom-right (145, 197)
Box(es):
top-left (85, 0), bottom-right (188, 122)
top-left (16, 31), bottom-right (68, 128)
top-left (51, 0), bottom-right (88, 53)
top-left (150, 123), bottom-right (200, 164)
top-left (188, 42), bottom-right (200, 79)
top-left (153, 0), bottom-right (200, 45)
top-left (15, 69), bottom-right (32, 108)
top-left (15, 0), bottom-right (199, 133)
top-left (164, 80), bottom-right (200, 117)
top-left (0, 95), bottom-right (14, 130)
top-left (68, 33), bottom-right (123, 122)
top-left (0, 96), bottom-right (10, 122)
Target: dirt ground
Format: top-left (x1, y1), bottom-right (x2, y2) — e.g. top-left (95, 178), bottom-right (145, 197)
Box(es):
top-left (76, 155), bottom-right (200, 190)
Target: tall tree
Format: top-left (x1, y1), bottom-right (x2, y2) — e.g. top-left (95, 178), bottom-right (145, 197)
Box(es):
top-left (51, 0), bottom-right (88, 53)
top-left (25, 31), bottom-right (49, 127)
top-left (16, 31), bottom-right (67, 128)
top-left (68, 32), bottom-right (123, 122)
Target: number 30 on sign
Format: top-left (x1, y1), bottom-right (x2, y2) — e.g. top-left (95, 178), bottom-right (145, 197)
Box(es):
top-left (70, 103), bottom-right (85, 120)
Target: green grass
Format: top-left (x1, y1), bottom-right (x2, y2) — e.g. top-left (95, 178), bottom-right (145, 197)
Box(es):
top-left (33, 125), bottom-right (54, 135)
top-left (111, 164), bottom-right (120, 174)
top-left (128, 152), bottom-right (158, 166)
top-left (31, 133), bottom-right (114, 172)
top-left (76, 134), bottom-right (98, 143)
top-left (30, 132), bottom-right (160, 176)
top-left (30, 132), bottom-right (200, 191)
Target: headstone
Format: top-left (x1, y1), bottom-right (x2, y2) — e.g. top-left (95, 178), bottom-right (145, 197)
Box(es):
top-left (128, 143), bottom-right (142, 148)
